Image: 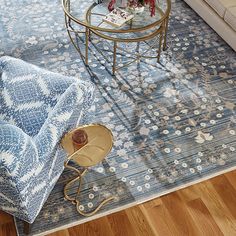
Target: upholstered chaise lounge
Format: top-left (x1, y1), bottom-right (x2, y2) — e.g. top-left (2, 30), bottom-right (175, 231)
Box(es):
top-left (0, 56), bottom-right (95, 225)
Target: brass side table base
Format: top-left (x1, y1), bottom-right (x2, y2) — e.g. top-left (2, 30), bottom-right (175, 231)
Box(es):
top-left (61, 124), bottom-right (114, 217)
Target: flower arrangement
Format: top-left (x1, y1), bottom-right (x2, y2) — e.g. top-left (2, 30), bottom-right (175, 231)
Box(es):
top-left (108, 0), bottom-right (156, 16)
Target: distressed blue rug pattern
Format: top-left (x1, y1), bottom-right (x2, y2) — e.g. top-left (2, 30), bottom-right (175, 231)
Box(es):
top-left (0, 0), bottom-right (236, 235)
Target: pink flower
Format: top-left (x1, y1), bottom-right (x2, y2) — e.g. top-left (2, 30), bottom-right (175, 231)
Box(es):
top-left (108, 0), bottom-right (116, 11)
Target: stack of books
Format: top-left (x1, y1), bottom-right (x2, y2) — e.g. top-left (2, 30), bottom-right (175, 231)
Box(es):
top-left (103, 8), bottom-right (134, 27)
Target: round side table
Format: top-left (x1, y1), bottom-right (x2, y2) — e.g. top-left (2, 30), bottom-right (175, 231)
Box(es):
top-left (61, 124), bottom-right (115, 216)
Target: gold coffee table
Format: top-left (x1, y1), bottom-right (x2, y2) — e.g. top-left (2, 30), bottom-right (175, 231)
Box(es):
top-left (62, 0), bottom-right (171, 74)
top-left (61, 124), bottom-right (114, 216)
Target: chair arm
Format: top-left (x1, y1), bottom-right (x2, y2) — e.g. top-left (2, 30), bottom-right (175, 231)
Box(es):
top-left (34, 80), bottom-right (95, 159)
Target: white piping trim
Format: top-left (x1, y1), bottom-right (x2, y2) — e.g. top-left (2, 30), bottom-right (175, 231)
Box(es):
top-left (14, 217), bottom-right (19, 236)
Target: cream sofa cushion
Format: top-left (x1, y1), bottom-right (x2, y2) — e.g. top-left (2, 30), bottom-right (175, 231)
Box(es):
top-left (225, 6), bottom-right (236, 31)
top-left (204, 0), bottom-right (236, 17)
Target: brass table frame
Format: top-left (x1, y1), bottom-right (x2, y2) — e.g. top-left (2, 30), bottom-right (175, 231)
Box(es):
top-left (62, 0), bottom-right (171, 75)
top-left (61, 124), bottom-right (115, 216)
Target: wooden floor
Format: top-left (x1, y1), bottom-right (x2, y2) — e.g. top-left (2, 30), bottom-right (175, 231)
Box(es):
top-left (1, 170), bottom-right (236, 236)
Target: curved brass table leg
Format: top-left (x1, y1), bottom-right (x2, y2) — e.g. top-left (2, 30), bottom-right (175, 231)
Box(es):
top-left (64, 161), bottom-right (115, 216)
top-left (163, 16), bottom-right (169, 51)
top-left (64, 160), bottom-right (87, 203)
top-left (76, 196), bottom-right (115, 217)
top-left (158, 27), bottom-right (164, 62)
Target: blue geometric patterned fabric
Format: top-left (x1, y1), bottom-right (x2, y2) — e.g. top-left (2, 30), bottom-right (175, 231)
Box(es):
top-left (0, 56), bottom-right (95, 223)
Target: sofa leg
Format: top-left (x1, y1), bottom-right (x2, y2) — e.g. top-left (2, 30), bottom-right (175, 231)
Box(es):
top-left (23, 221), bottom-right (31, 235)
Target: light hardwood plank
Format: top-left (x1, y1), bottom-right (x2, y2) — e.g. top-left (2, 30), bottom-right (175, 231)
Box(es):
top-left (106, 210), bottom-right (137, 236)
top-left (161, 192), bottom-right (201, 236)
top-left (125, 205), bottom-right (157, 236)
top-left (225, 171), bottom-right (236, 190)
top-left (68, 216), bottom-right (114, 236)
top-left (211, 175), bottom-right (236, 220)
top-left (140, 199), bottom-right (181, 236)
top-left (194, 181), bottom-right (236, 235)
top-left (186, 198), bottom-right (224, 236)
top-left (47, 229), bottom-right (70, 236)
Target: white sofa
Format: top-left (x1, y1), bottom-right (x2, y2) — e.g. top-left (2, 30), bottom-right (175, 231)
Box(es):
top-left (184, 0), bottom-right (236, 51)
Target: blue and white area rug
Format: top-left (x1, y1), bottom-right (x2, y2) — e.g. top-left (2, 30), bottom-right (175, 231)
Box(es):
top-left (0, 0), bottom-right (236, 235)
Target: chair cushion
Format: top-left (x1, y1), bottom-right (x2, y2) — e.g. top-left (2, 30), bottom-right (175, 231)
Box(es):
top-left (225, 6), bottom-right (236, 31)
top-left (204, 0), bottom-right (236, 17)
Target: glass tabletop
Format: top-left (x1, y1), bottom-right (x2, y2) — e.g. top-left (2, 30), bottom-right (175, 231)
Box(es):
top-left (63, 0), bottom-right (170, 32)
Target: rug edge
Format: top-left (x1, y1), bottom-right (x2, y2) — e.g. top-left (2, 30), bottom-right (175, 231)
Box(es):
top-left (27, 164), bottom-right (236, 236)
